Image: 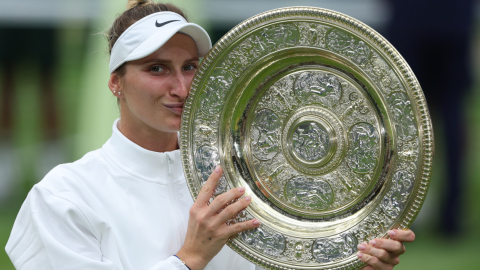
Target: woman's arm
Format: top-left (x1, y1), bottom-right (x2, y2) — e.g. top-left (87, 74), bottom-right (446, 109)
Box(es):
top-left (6, 185), bottom-right (192, 270)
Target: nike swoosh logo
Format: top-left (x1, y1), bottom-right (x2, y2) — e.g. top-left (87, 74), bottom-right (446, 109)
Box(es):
top-left (155, 20), bottom-right (180, 27)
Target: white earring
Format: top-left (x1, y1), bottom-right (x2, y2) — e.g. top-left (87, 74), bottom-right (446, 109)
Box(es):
top-left (113, 91), bottom-right (116, 94)
top-left (118, 92), bottom-right (121, 95)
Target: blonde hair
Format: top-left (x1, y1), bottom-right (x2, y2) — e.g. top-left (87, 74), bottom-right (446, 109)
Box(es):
top-left (126, 0), bottom-right (152, 10)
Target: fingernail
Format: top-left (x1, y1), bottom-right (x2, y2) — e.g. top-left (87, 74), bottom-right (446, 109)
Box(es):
top-left (357, 252), bottom-right (363, 258)
top-left (244, 196), bottom-right (251, 201)
top-left (252, 219), bottom-right (261, 226)
top-left (357, 244), bottom-right (365, 251)
top-left (388, 230), bottom-right (396, 237)
top-left (369, 240), bottom-right (377, 246)
top-left (238, 187), bottom-right (246, 193)
top-left (214, 166), bottom-right (221, 174)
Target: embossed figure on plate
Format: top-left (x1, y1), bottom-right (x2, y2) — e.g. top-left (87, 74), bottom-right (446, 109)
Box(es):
top-left (294, 71), bottom-right (342, 106)
top-left (312, 233), bottom-right (358, 263)
top-left (241, 227), bottom-right (286, 257)
top-left (194, 146), bottom-right (227, 194)
top-left (251, 109), bottom-right (282, 160)
top-left (285, 176), bottom-right (334, 211)
top-left (388, 92), bottom-right (417, 141)
top-left (255, 24), bottom-right (299, 51)
top-left (346, 123), bottom-right (379, 173)
top-left (200, 69), bottom-right (234, 115)
top-left (381, 170), bottom-right (414, 217)
top-left (326, 29), bottom-right (371, 65)
top-left (292, 121), bottom-right (330, 162)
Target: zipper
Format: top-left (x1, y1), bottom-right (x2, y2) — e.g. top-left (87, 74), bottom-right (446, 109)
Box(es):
top-left (167, 155), bottom-right (187, 246)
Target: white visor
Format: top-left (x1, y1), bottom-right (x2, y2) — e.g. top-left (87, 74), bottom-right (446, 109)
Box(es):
top-left (109, 11), bottom-right (212, 74)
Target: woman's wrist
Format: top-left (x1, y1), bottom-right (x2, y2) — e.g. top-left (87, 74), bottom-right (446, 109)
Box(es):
top-left (175, 248), bottom-right (208, 270)
top-left (173, 255), bottom-right (191, 270)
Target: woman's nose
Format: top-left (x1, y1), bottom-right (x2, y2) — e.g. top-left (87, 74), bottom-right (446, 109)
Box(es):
top-left (171, 72), bottom-right (189, 99)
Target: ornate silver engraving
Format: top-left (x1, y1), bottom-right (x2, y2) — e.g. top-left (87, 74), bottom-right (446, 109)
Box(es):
top-left (194, 125), bottom-right (217, 146)
top-left (326, 29), bottom-right (371, 66)
top-left (296, 22), bottom-right (329, 47)
top-left (381, 170), bottom-right (414, 217)
top-left (200, 68), bottom-right (234, 115)
top-left (241, 226), bottom-right (286, 257)
top-left (312, 233), bottom-right (358, 263)
top-left (284, 239), bottom-right (314, 262)
top-left (294, 71), bottom-right (343, 107)
top-left (285, 176), bottom-right (334, 211)
top-left (194, 145), bottom-right (227, 194)
top-left (388, 92), bottom-right (417, 141)
top-left (292, 121), bottom-right (330, 162)
top-left (251, 109), bottom-right (282, 161)
top-left (255, 24), bottom-right (299, 51)
top-left (355, 208), bottom-right (394, 243)
top-left (346, 123), bottom-right (380, 173)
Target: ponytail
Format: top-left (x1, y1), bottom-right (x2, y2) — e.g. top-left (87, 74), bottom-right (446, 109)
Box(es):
top-left (126, 0), bottom-right (153, 10)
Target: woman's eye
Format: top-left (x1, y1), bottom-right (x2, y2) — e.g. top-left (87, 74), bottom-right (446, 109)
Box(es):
top-left (183, 64), bottom-right (197, 71)
top-left (150, 66), bottom-right (165, 73)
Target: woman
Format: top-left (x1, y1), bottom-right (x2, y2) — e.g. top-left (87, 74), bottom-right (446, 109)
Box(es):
top-left (6, 1), bottom-right (415, 269)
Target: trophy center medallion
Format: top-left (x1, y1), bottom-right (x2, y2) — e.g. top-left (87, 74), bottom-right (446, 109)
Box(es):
top-left (283, 106), bottom-right (345, 175)
top-left (291, 120), bottom-right (331, 163)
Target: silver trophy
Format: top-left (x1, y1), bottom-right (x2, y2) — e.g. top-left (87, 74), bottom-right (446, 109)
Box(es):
top-left (180, 7), bottom-right (433, 270)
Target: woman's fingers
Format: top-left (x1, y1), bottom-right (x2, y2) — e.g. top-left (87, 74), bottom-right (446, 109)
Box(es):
top-left (358, 242), bottom-right (400, 265)
top-left (388, 229), bottom-right (415, 243)
top-left (366, 238), bottom-right (405, 255)
top-left (356, 229), bottom-right (414, 269)
top-left (195, 166), bottom-right (223, 205)
top-left (357, 252), bottom-right (394, 270)
top-left (208, 185), bottom-right (246, 215)
top-left (216, 195), bottom-right (252, 223)
top-left (220, 218), bottom-right (261, 237)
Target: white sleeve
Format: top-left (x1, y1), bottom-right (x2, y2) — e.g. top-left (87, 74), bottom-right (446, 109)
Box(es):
top-left (5, 186), bottom-right (186, 270)
top-left (148, 256), bottom-right (188, 270)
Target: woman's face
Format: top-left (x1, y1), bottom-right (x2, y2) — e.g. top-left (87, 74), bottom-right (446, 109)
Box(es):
top-left (112, 33), bottom-right (199, 135)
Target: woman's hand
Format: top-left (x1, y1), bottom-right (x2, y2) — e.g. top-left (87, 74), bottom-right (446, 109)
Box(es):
top-left (358, 229), bottom-right (416, 270)
top-left (176, 166), bottom-right (260, 270)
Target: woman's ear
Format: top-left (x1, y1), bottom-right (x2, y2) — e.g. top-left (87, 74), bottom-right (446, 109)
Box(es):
top-left (108, 73), bottom-right (122, 96)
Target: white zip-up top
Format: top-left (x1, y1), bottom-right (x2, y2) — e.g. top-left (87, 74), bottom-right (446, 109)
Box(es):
top-left (6, 120), bottom-right (257, 270)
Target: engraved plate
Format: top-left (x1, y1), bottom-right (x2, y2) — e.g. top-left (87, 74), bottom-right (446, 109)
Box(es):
top-left (181, 7), bottom-right (433, 270)
top-left (312, 233), bottom-right (358, 263)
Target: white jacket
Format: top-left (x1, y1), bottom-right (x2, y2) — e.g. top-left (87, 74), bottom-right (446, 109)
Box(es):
top-left (6, 120), bottom-right (257, 270)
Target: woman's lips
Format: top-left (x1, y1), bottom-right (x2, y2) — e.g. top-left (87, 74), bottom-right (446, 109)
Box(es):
top-left (164, 103), bottom-right (184, 115)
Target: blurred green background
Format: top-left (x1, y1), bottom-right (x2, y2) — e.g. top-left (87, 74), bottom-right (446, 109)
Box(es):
top-left (0, 0), bottom-right (479, 269)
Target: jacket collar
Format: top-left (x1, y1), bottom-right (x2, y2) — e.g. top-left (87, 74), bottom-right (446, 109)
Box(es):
top-left (102, 119), bottom-right (184, 184)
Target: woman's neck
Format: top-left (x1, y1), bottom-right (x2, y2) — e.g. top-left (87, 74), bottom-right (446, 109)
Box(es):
top-left (117, 119), bottom-right (179, 152)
